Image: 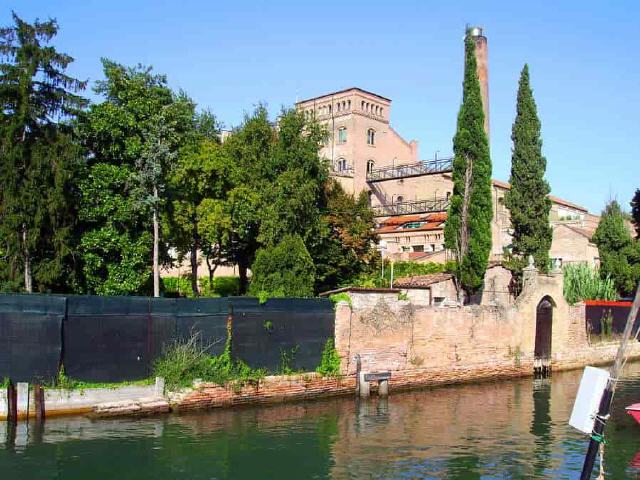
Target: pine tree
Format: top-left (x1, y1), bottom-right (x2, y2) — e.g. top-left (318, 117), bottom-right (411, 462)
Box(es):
top-left (504, 65), bottom-right (552, 273)
top-left (0, 12), bottom-right (87, 292)
top-left (631, 189), bottom-right (640, 239)
top-left (444, 32), bottom-right (493, 300)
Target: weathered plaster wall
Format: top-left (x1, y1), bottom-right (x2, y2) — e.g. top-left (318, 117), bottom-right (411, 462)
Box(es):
top-left (334, 270), bottom-right (640, 389)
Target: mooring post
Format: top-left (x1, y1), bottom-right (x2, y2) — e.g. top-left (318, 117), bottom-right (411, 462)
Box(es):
top-left (34, 384), bottom-right (45, 421)
top-left (359, 372), bottom-right (370, 398)
top-left (355, 354), bottom-right (361, 397)
top-left (16, 382), bottom-right (29, 420)
top-left (379, 379), bottom-right (389, 397)
top-left (154, 377), bottom-right (165, 398)
top-left (7, 381), bottom-right (17, 423)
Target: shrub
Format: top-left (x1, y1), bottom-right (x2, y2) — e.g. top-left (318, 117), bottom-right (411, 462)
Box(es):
top-left (249, 234), bottom-right (315, 298)
top-left (153, 332), bottom-right (266, 390)
top-left (316, 339), bottom-right (341, 377)
top-left (329, 292), bottom-right (352, 308)
top-left (201, 276), bottom-right (240, 297)
top-left (563, 263), bottom-right (617, 305)
top-left (350, 261), bottom-right (454, 288)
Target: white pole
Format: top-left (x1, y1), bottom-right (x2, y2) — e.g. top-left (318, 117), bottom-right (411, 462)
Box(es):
top-left (390, 261), bottom-right (395, 288)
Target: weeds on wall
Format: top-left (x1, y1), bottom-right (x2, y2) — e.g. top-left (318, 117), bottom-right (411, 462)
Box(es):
top-left (278, 346), bottom-right (301, 375)
top-left (153, 332), bottom-right (266, 390)
top-left (316, 339), bottom-right (341, 377)
top-left (329, 292), bottom-right (352, 308)
top-left (563, 263), bottom-right (617, 305)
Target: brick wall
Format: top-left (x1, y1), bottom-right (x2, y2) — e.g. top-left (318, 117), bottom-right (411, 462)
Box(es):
top-left (173, 373), bottom-right (355, 411)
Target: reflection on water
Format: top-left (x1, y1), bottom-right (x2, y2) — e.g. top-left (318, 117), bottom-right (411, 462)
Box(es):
top-left (2, 364), bottom-right (640, 479)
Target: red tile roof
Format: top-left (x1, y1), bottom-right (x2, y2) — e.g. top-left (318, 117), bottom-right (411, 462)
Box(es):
top-left (376, 212), bottom-right (448, 234)
top-left (394, 273), bottom-right (455, 288)
top-left (491, 179), bottom-right (588, 212)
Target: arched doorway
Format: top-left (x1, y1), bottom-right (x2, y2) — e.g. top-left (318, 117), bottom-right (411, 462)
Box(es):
top-left (534, 296), bottom-right (554, 377)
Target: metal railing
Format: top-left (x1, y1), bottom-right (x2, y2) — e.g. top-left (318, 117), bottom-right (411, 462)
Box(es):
top-left (367, 156), bottom-right (453, 182)
top-left (330, 166), bottom-right (354, 178)
top-left (372, 197), bottom-right (450, 217)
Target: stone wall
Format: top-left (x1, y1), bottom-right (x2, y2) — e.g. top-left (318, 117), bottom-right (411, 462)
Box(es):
top-left (334, 269), bottom-right (640, 390)
top-left (173, 373), bottom-right (355, 411)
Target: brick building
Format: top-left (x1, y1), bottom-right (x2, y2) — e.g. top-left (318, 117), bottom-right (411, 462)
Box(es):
top-left (296, 27), bottom-right (600, 268)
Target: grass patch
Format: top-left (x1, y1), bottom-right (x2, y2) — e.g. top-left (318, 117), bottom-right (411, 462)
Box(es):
top-left (153, 332), bottom-right (266, 391)
top-left (41, 367), bottom-right (153, 391)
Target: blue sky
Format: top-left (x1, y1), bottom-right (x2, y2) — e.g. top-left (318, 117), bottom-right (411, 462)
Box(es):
top-left (4, 1), bottom-right (638, 213)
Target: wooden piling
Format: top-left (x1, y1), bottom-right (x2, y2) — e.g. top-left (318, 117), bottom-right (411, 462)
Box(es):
top-left (7, 381), bottom-right (17, 423)
top-left (34, 384), bottom-right (45, 421)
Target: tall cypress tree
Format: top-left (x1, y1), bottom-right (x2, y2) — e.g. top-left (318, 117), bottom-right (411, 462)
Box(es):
top-left (0, 13), bottom-right (87, 292)
top-left (631, 189), bottom-right (640, 239)
top-left (504, 64), bottom-right (552, 272)
top-left (444, 32), bottom-right (493, 300)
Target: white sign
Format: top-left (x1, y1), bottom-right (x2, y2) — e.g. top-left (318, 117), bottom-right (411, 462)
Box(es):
top-left (569, 366), bottom-right (610, 434)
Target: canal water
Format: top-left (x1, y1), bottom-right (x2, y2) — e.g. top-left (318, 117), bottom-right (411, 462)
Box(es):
top-left (2, 364), bottom-right (640, 479)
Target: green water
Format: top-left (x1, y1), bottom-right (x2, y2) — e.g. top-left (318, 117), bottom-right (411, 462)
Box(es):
top-left (2, 364), bottom-right (640, 479)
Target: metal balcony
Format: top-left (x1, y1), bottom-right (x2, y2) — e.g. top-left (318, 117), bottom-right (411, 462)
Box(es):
top-left (372, 197), bottom-right (450, 217)
top-left (367, 156), bottom-right (453, 182)
top-left (330, 166), bottom-right (354, 178)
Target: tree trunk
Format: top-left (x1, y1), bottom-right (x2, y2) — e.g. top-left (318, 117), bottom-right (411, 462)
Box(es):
top-left (238, 263), bottom-right (248, 295)
top-left (153, 186), bottom-right (160, 298)
top-left (190, 236), bottom-right (199, 297)
top-left (205, 254), bottom-right (218, 287)
top-left (22, 226), bottom-right (32, 293)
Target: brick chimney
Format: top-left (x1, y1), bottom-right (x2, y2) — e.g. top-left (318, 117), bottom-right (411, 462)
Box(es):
top-left (468, 26), bottom-right (490, 142)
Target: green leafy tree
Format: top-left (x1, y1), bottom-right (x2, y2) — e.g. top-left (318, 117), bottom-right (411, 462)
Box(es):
top-left (77, 60), bottom-right (176, 295)
top-left (504, 65), bottom-right (553, 273)
top-left (592, 200), bottom-right (640, 296)
top-left (167, 113), bottom-right (233, 296)
top-left (248, 234), bottom-right (315, 298)
top-left (631, 189), bottom-right (640, 239)
top-left (0, 12), bottom-right (87, 292)
top-left (444, 32), bottom-right (493, 300)
top-left (205, 106), bottom-right (328, 294)
top-left (311, 180), bottom-right (379, 292)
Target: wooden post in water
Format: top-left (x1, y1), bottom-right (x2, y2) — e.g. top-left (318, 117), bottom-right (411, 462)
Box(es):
top-left (580, 281), bottom-right (640, 480)
top-left (34, 384), bottom-right (45, 421)
top-left (7, 380), bottom-right (17, 423)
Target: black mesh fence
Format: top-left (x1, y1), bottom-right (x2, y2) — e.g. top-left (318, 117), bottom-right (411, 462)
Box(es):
top-left (0, 294), bottom-right (66, 382)
top-left (230, 297), bottom-right (334, 372)
top-left (0, 294), bottom-right (334, 383)
top-left (174, 297), bottom-right (229, 356)
top-left (585, 303), bottom-right (640, 338)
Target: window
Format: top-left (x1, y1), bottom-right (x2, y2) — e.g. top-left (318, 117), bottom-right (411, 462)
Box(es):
top-left (380, 107), bottom-right (384, 116)
top-left (338, 127), bottom-right (347, 143)
top-left (367, 128), bottom-right (375, 145)
top-left (401, 246), bottom-right (411, 252)
top-left (347, 100), bottom-right (351, 109)
top-left (430, 244), bottom-right (436, 252)
top-left (361, 100), bottom-right (365, 110)
top-left (412, 245), bottom-right (424, 253)
top-left (433, 296), bottom-right (445, 306)
top-left (403, 222), bottom-right (422, 229)
top-left (366, 159), bottom-right (375, 173)
top-left (337, 158), bottom-right (347, 172)
top-left (396, 195), bottom-right (404, 203)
